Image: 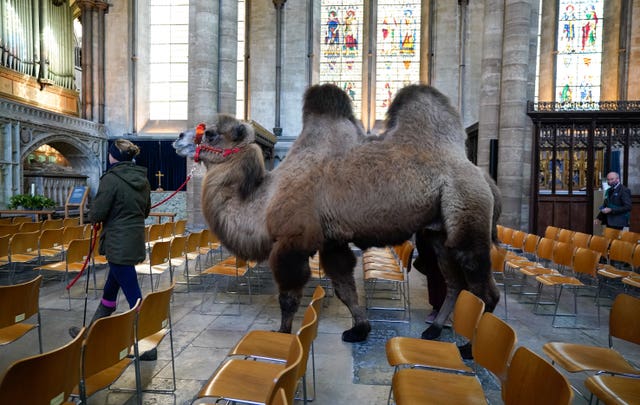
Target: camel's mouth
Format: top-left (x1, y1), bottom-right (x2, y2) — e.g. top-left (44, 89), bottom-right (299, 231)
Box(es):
top-left (173, 127), bottom-right (197, 158)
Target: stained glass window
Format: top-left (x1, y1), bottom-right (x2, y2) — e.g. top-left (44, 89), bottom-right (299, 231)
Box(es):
top-left (555, 0), bottom-right (603, 105)
top-left (149, 0), bottom-right (189, 120)
top-left (375, 1), bottom-right (421, 119)
top-left (319, 1), bottom-right (364, 116)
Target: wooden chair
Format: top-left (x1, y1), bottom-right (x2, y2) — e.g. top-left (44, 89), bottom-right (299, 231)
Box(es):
top-left (4, 231), bottom-right (41, 283)
top-left (0, 234), bottom-right (9, 267)
top-left (62, 217), bottom-right (80, 227)
top-left (196, 334), bottom-right (303, 405)
top-left (597, 239), bottom-right (636, 302)
top-left (389, 312), bottom-right (518, 405)
top-left (200, 256), bottom-right (256, 313)
top-left (584, 374), bottom-right (640, 405)
top-left (181, 230), bottom-right (205, 292)
top-left (146, 223), bottom-right (165, 249)
top-left (173, 219), bottom-right (187, 236)
top-left (509, 230), bottom-right (527, 252)
top-left (167, 235), bottom-right (186, 284)
top-left (41, 218), bottom-right (64, 230)
top-left (199, 228), bottom-right (223, 265)
top-left (534, 247), bottom-right (602, 327)
top-left (490, 244), bottom-right (509, 318)
top-left (385, 290), bottom-right (486, 383)
top-left (364, 240), bottom-right (414, 322)
top-left (72, 300), bottom-right (140, 404)
top-left (545, 225), bottom-right (560, 240)
top-left (556, 228), bottom-right (576, 243)
top-left (502, 347), bottom-right (573, 405)
top-left (0, 327), bottom-right (85, 404)
top-left (19, 221), bottom-right (42, 233)
top-left (35, 238), bottom-right (92, 310)
top-left (38, 228), bottom-right (65, 263)
top-left (12, 216), bottom-right (33, 224)
top-left (0, 275), bottom-right (43, 353)
top-left (619, 230), bottom-right (640, 244)
top-left (499, 226), bottom-right (514, 248)
top-left (622, 273), bottom-right (640, 290)
top-left (227, 286), bottom-right (325, 403)
top-left (0, 217), bottom-right (12, 225)
top-left (62, 225), bottom-right (86, 250)
top-left (0, 223), bottom-right (20, 237)
top-left (603, 227), bottom-right (622, 241)
top-left (571, 231), bottom-right (592, 248)
top-left (542, 293), bottom-right (640, 379)
top-left (135, 240), bottom-right (170, 291)
top-left (588, 235), bottom-right (612, 260)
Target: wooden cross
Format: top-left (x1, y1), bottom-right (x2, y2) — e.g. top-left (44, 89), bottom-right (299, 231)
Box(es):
top-left (155, 170), bottom-right (165, 191)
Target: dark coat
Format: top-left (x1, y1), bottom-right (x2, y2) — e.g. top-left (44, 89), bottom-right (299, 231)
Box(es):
top-left (598, 183), bottom-right (632, 229)
top-left (89, 162), bottom-right (151, 265)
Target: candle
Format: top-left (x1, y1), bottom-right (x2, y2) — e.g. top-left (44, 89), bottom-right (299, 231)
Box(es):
top-left (31, 183), bottom-right (35, 196)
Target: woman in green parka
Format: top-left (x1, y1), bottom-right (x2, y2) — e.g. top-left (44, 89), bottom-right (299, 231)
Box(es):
top-left (69, 139), bottom-right (151, 340)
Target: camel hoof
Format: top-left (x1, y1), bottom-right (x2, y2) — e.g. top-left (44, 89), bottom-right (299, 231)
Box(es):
top-left (341, 323), bottom-right (371, 342)
top-left (421, 324), bottom-right (443, 340)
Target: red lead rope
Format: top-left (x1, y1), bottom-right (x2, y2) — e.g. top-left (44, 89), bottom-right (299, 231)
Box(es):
top-left (66, 223), bottom-right (100, 290)
top-left (151, 174), bottom-right (193, 209)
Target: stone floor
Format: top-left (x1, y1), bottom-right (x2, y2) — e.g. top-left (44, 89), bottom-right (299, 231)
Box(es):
top-left (1, 247), bottom-right (639, 405)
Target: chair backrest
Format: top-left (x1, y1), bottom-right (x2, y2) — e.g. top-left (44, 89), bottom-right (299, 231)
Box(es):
top-left (619, 231), bottom-right (640, 244)
top-left (41, 219), bottom-right (64, 230)
top-left (162, 221), bottom-right (175, 238)
top-left (500, 227), bottom-right (514, 246)
top-left (510, 230), bottom-right (527, 251)
top-left (607, 239), bottom-right (635, 266)
top-left (588, 235), bottom-right (611, 258)
top-left (148, 223), bottom-right (164, 242)
top-left (150, 240), bottom-right (171, 266)
top-left (535, 237), bottom-right (555, 262)
top-left (0, 275), bottom-right (42, 330)
top-left (0, 327), bottom-right (85, 403)
top-left (63, 217), bottom-right (80, 227)
top-left (551, 241), bottom-right (574, 269)
top-left (137, 283), bottom-right (174, 342)
top-left (19, 222), bottom-right (41, 233)
top-left (452, 290), bottom-right (486, 342)
top-left (556, 229), bottom-right (575, 243)
top-left (603, 227), bottom-right (622, 241)
top-left (9, 231), bottom-right (40, 256)
top-left (472, 312), bottom-right (518, 383)
top-left (63, 225), bottom-right (86, 245)
top-left (571, 247), bottom-right (601, 277)
top-left (309, 285), bottom-right (326, 316)
top-left (503, 346), bottom-right (573, 405)
top-left (544, 226), bottom-right (560, 240)
top-left (295, 305), bottom-right (319, 380)
top-left (169, 235), bottom-right (186, 259)
top-left (0, 235), bottom-right (10, 258)
top-left (632, 244), bottom-right (640, 271)
top-left (0, 224), bottom-right (20, 237)
top-left (173, 219), bottom-right (187, 236)
top-left (0, 218), bottom-right (12, 225)
top-left (609, 293), bottom-right (640, 347)
top-left (66, 239), bottom-right (91, 264)
top-left (491, 245), bottom-right (507, 273)
top-left (522, 233), bottom-right (540, 256)
top-left (398, 241), bottom-right (414, 271)
top-left (572, 232), bottom-right (592, 248)
top-left (186, 231), bottom-right (202, 254)
top-left (39, 228), bottom-right (64, 250)
top-left (80, 301), bottom-right (140, 398)
top-left (12, 216), bottom-right (33, 224)
top-left (496, 225), bottom-right (504, 243)
top-left (266, 335), bottom-right (303, 405)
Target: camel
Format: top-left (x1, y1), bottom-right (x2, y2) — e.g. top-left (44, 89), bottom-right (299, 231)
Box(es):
top-left (173, 83), bottom-right (500, 342)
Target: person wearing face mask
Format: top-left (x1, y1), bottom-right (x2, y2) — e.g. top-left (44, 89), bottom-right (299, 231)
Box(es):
top-left (595, 171), bottom-right (632, 230)
top-left (69, 139), bottom-right (153, 358)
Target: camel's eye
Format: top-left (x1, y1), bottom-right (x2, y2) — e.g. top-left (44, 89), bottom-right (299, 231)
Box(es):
top-left (205, 130), bottom-right (219, 143)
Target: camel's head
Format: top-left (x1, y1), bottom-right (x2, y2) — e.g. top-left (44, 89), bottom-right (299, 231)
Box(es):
top-left (173, 114), bottom-right (255, 165)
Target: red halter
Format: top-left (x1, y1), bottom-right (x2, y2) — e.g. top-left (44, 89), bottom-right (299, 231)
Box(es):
top-left (192, 123), bottom-right (242, 163)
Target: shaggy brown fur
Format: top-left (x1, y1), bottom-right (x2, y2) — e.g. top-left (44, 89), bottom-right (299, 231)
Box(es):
top-left (174, 83), bottom-right (500, 342)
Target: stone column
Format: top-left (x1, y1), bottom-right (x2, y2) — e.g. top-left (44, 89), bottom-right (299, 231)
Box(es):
top-left (219, 0), bottom-right (238, 113)
top-left (628, 2), bottom-right (640, 99)
top-left (497, 0), bottom-right (536, 229)
top-left (601, 0), bottom-right (621, 100)
top-left (477, 0), bottom-right (504, 173)
top-left (537, 0), bottom-right (556, 102)
top-left (187, 0), bottom-right (220, 229)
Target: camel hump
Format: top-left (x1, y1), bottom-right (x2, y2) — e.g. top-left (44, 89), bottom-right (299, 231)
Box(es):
top-left (303, 84), bottom-right (356, 122)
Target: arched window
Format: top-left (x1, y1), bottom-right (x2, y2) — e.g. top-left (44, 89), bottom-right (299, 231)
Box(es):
top-left (149, 0), bottom-right (189, 120)
top-left (319, 1), bottom-right (421, 126)
top-left (555, 0), bottom-right (603, 105)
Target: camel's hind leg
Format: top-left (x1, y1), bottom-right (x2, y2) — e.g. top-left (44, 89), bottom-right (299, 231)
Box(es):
top-left (269, 240), bottom-right (312, 334)
top-left (320, 241), bottom-right (371, 342)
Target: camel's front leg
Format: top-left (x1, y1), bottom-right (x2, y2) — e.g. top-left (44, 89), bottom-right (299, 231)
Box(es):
top-left (269, 240), bottom-right (311, 334)
top-left (320, 241), bottom-right (371, 342)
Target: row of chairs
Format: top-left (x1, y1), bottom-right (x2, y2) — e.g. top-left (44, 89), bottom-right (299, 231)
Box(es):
top-left (0, 217), bottom-right (82, 233)
top-left (362, 240), bottom-right (414, 323)
top-left (0, 279), bottom-right (177, 404)
top-left (385, 290), bottom-right (573, 404)
top-left (193, 285), bottom-right (326, 405)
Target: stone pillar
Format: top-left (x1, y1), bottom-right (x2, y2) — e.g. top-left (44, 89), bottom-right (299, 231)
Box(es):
top-left (601, 0), bottom-right (621, 100)
top-left (219, 0), bottom-right (238, 113)
top-left (537, 0), bottom-right (555, 101)
top-left (187, 0), bottom-right (220, 229)
top-left (623, 0), bottom-right (639, 99)
top-left (497, 0), bottom-right (536, 229)
top-left (477, 0), bottom-right (504, 173)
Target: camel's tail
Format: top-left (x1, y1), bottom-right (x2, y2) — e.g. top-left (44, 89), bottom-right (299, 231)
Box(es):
top-left (303, 84), bottom-right (356, 122)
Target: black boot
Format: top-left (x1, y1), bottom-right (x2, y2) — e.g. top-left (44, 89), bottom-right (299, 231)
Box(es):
top-left (69, 303), bottom-right (116, 338)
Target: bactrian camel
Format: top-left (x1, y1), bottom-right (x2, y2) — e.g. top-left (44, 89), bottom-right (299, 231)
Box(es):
top-left (173, 83), bottom-right (501, 342)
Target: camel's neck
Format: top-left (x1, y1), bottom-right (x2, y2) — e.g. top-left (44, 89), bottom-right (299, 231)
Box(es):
top-left (201, 144), bottom-right (273, 261)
